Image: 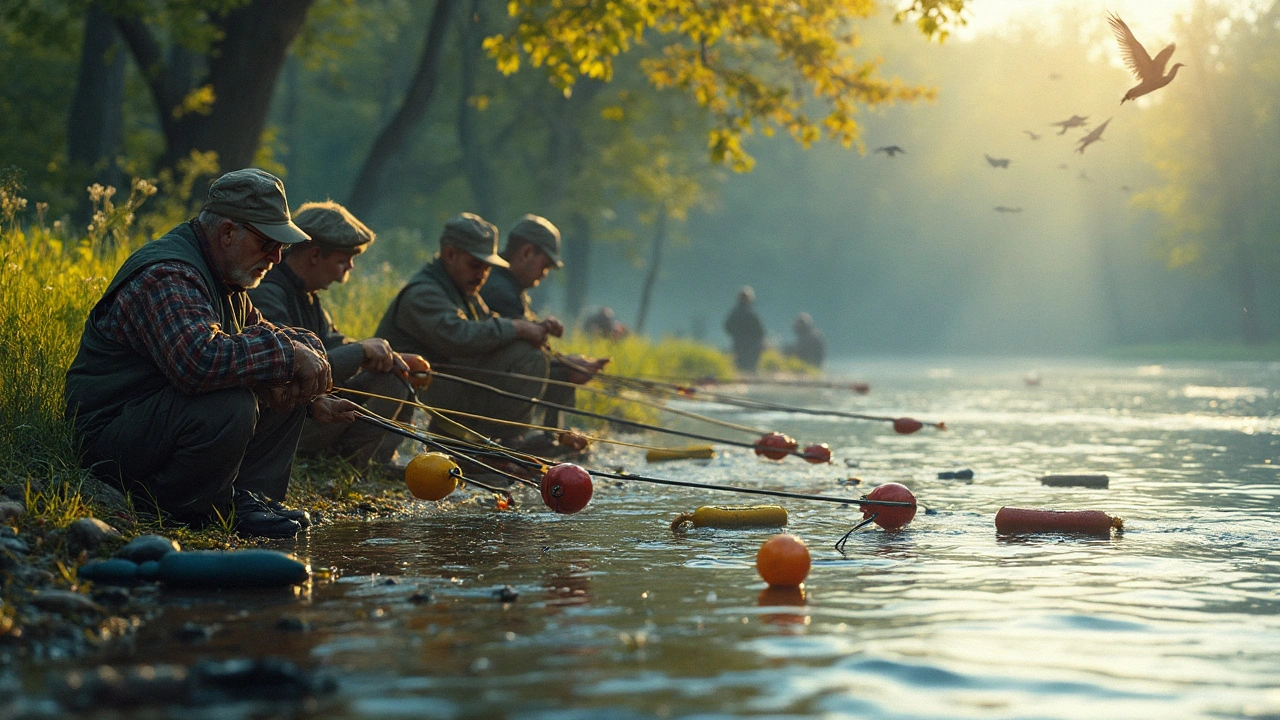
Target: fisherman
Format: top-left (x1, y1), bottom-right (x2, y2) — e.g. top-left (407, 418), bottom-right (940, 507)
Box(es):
top-left (784, 312), bottom-right (826, 368)
top-left (480, 214), bottom-right (608, 428)
top-left (248, 201), bottom-right (431, 468)
top-left (375, 213), bottom-right (559, 447)
top-left (724, 286), bottom-right (766, 373)
top-left (64, 169), bottom-right (362, 538)
top-left (584, 306), bottom-right (628, 340)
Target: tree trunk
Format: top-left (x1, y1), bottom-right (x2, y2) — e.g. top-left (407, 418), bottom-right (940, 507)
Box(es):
top-left (634, 206), bottom-right (668, 334)
top-left (347, 0), bottom-right (458, 218)
top-left (67, 5), bottom-right (126, 180)
top-left (456, 0), bottom-right (497, 218)
top-left (564, 213), bottom-right (592, 323)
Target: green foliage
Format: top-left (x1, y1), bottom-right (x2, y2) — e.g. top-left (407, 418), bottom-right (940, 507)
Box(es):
top-left (758, 348), bottom-right (818, 375)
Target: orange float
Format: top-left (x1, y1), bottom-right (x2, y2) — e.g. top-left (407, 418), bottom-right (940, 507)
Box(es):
top-left (756, 534), bottom-right (811, 587)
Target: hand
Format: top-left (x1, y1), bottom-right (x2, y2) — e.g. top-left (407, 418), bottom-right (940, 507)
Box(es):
top-left (259, 385), bottom-right (296, 413)
top-left (513, 319), bottom-right (549, 346)
top-left (291, 340), bottom-right (331, 401)
top-left (360, 338), bottom-right (397, 373)
top-left (540, 316), bottom-right (565, 338)
top-left (309, 396), bottom-right (361, 425)
top-left (400, 353), bottom-right (432, 388)
top-left (563, 354), bottom-right (610, 385)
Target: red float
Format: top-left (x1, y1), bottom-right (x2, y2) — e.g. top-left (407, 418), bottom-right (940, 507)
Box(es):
top-left (801, 443), bottom-right (832, 464)
top-left (540, 463), bottom-right (594, 514)
top-left (754, 432), bottom-right (798, 461)
top-left (850, 383), bottom-right (871, 394)
top-left (892, 417), bottom-right (924, 434)
top-left (862, 482), bottom-right (917, 530)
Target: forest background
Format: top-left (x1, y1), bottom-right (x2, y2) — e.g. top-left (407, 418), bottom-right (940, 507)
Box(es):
top-left (2, 0), bottom-right (1278, 358)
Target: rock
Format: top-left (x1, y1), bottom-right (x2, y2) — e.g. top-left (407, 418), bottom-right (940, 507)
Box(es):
top-left (1, 537), bottom-right (29, 555)
top-left (114, 535), bottom-right (180, 563)
top-left (91, 586), bottom-right (133, 609)
top-left (136, 561), bottom-right (161, 581)
top-left (0, 501), bottom-right (24, 523)
top-left (78, 559), bottom-right (141, 585)
top-left (188, 658), bottom-right (335, 704)
top-left (31, 590), bottom-right (104, 616)
top-left (409, 590), bottom-right (432, 604)
top-left (78, 476), bottom-right (133, 522)
top-left (937, 469), bottom-right (975, 480)
top-left (494, 585), bottom-right (519, 602)
top-left (275, 616), bottom-right (311, 632)
top-left (0, 485), bottom-right (23, 502)
top-left (173, 622), bottom-right (215, 644)
top-left (56, 664), bottom-right (189, 711)
top-left (0, 525), bottom-right (15, 537)
top-left (69, 517), bottom-right (121, 550)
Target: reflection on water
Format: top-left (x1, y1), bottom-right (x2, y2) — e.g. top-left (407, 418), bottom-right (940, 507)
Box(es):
top-left (32, 359), bottom-right (1280, 718)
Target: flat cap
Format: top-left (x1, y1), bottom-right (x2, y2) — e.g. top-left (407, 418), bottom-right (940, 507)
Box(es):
top-left (440, 212), bottom-right (507, 268)
top-left (293, 201), bottom-right (375, 253)
top-left (507, 214), bottom-right (563, 268)
top-left (203, 168), bottom-right (309, 245)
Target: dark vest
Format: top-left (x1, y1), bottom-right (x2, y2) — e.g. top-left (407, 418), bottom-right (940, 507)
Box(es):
top-left (64, 221), bottom-right (248, 437)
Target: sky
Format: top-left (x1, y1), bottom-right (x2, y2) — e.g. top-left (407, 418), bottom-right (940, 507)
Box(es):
top-left (959, 0), bottom-right (1264, 40)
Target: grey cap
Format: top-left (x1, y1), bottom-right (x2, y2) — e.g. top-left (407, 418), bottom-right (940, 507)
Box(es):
top-left (293, 201), bottom-right (375, 253)
top-left (440, 212), bottom-right (507, 268)
top-left (507, 214), bottom-right (563, 268)
top-left (203, 168), bottom-right (310, 245)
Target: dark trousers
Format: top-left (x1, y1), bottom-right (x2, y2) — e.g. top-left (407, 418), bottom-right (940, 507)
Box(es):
top-left (81, 386), bottom-right (306, 521)
top-left (424, 342), bottom-right (548, 441)
top-left (297, 370), bottom-right (414, 465)
top-left (541, 361), bottom-right (577, 428)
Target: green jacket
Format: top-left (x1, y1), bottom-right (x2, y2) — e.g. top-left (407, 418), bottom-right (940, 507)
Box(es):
top-left (479, 267), bottom-right (536, 322)
top-left (64, 221), bottom-right (248, 436)
top-left (375, 257), bottom-right (517, 363)
top-left (249, 263), bottom-right (365, 383)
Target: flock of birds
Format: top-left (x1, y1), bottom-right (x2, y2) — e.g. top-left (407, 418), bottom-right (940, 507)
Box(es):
top-left (871, 12), bottom-right (1183, 215)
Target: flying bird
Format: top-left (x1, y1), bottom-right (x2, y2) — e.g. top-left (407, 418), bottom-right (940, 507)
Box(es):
top-left (1109, 11), bottom-right (1183, 104)
top-left (994, 206), bottom-right (1024, 213)
top-left (1075, 117), bottom-right (1112, 154)
top-left (1051, 115), bottom-right (1089, 135)
top-left (984, 154), bottom-right (1011, 169)
top-left (1023, 130), bottom-right (1041, 141)
top-left (875, 146), bottom-right (906, 157)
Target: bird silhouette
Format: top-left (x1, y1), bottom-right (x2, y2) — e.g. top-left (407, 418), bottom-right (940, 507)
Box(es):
top-left (994, 206), bottom-right (1024, 213)
top-left (1051, 115), bottom-right (1089, 135)
top-left (1023, 130), bottom-right (1041, 141)
top-left (1075, 117), bottom-right (1112, 154)
top-left (984, 154), bottom-right (1011, 169)
top-left (1109, 12), bottom-right (1183, 103)
top-left (874, 146), bottom-right (906, 157)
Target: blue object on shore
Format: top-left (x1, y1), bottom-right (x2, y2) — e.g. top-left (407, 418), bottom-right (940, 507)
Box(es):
top-left (77, 558), bottom-right (143, 584)
top-left (158, 550), bottom-right (310, 589)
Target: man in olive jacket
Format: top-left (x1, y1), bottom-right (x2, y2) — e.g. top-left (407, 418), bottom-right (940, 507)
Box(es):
top-left (376, 213), bottom-right (550, 440)
top-left (64, 169), bottom-right (361, 538)
top-left (249, 201), bottom-right (430, 466)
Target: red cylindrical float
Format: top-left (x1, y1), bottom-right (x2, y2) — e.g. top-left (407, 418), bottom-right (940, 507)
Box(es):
top-left (994, 507), bottom-right (1121, 536)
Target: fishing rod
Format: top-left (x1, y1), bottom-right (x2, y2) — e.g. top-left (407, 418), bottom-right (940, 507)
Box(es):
top-left (658, 375), bottom-right (871, 394)
top-left (353, 405), bottom-right (916, 512)
top-left (426, 370), bottom-right (826, 460)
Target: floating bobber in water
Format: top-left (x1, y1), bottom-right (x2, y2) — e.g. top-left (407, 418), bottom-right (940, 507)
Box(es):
top-left (892, 417), bottom-right (924, 435)
top-left (671, 505), bottom-right (788, 533)
top-left (646, 445), bottom-right (716, 463)
top-left (404, 452), bottom-right (460, 501)
top-left (995, 507), bottom-right (1122, 536)
top-left (801, 443), bottom-right (832, 464)
top-left (540, 463), bottom-right (593, 514)
top-left (850, 383), bottom-right (871, 394)
top-left (1040, 474), bottom-right (1109, 489)
top-left (862, 482), bottom-right (917, 530)
top-left (754, 432), bottom-right (798, 460)
top-left (756, 534), bottom-right (811, 587)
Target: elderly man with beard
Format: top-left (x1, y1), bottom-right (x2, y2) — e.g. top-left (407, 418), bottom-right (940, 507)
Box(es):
top-left (64, 169), bottom-right (361, 538)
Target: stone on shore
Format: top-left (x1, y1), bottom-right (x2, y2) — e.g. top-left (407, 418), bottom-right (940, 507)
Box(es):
top-left (32, 590), bottom-right (105, 616)
top-left (0, 501), bottom-right (24, 523)
top-left (114, 535), bottom-right (180, 563)
top-left (70, 517), bottom-right (122, 550)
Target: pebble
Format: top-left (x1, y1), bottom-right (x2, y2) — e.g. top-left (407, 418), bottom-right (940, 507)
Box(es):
top-left (57, 665), bottom-right (189, 711)
top-left (173, 622), bottom-right (215, 644)
top-left (31, 590), bottom-right (104, 616)
top-left (937, 469), bottom-right (975, 480)
top-left (54, 659), bottom-right (334, 710)
top-left (0, 501), bottom-right (24, 523)
top-left (114, 535), bottom-right (180, 563)
top-left (91, 586), bottom-right (133, 609)
top-left (1, 537), bottom-right (29, 555)
top-left (0, 525), bottom-right (15, 537)
top-left (188, 658), bottom-right (336, 704)
top-left (69, 517), bottom-right (121, 550)
top-left (275, 616), bottom-right (311, 632)
top-left (409, 590), bottom-right (433, 604)
top-left (494, 585), bottom-right (519, 602)
top-left (78, 559), bottom-right (142, 585)
top-left (0, 484), bottom-right (24, 502)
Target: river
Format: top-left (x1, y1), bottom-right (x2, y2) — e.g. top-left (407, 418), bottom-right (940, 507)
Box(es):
top-left (24, 358), bottom-right (1280, 718)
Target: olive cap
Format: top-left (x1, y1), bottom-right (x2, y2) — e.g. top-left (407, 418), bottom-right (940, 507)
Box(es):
top-left (506, 214), bottom-right (563, 268)
top-left (203, 168), bottom-right (309, 245)
top-left (293, 201), bottom-right (374, 253)
top-left (440, 212), bottom-right (507, 268)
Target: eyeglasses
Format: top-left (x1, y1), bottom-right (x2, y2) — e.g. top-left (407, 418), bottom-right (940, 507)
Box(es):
top-left (240, 222), bottom-right (283, 255)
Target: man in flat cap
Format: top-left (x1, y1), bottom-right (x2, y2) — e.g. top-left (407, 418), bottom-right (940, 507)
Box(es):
top-left (65, 168), bottom-right (361, 538)
top-left (250, 201), bottom-right (431, 468)
top-left (376, 213), bottom-right (558, 442)
top-left (481, 214), bottom-right (608, 428)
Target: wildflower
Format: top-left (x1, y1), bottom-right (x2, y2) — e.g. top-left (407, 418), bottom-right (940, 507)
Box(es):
top-left (87, 184), bottom-right (105, 203)
top-left (133, 178), bottom-right (158, 196)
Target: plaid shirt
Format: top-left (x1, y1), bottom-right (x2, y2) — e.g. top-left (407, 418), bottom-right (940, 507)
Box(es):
top-left (97, 257), bottom-right (323, 396)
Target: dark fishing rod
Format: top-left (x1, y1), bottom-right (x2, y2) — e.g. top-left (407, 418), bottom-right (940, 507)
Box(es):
top-left (659, 375), bottom-right (871, 394)
top-left (586, 468), bottom-right (916, 509)
top-left (353, 410), bottom-right (533, 493)
top-left (425, 370), bottom-right (820, 459)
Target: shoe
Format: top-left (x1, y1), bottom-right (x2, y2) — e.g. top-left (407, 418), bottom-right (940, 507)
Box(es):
top-left (264, 498), bottom-right (311, 529)
top-left (232, 489), bottom-right (300, 539)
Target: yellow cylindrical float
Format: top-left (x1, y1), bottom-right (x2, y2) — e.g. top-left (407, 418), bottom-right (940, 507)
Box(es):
top-left (671, 504), bottom-right (788, 532)
top-left (646, 445), bottom-right (716, 463)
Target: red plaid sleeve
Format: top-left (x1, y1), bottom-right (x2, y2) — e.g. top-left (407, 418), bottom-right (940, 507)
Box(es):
top-left (99, 262), bottom-right (298, 395)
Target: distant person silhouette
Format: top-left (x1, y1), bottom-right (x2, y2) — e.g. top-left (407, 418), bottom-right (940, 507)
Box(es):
top-left (584, 306), bottom-right (628, 340)
top-left (724, 286), bottom-right (766, 373)
top-left (784, 313), bottom-right (826, 368)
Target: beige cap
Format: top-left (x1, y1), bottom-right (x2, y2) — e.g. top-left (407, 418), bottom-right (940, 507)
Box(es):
top-left (203, 168), bottom-right (309, 245)
top-left (506, 214), bottom-right (563, 268)
top-left (293, 201), bottom-right (374, 253)
top-left (440, 213), bottom-right (507, 268)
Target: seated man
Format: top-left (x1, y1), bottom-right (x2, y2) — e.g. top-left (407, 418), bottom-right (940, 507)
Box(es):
top-left (249, 201), bottom-right (431, 467)
top-left (480, 214), bottom-right (608, 428)
top-left (784, 312), bottom-right (826, 368)
top-left (64, 169), bottom-right (361, 538)
top-left (375, 213), bottom-right (550, 442)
